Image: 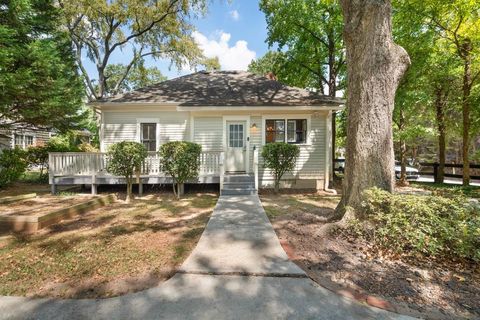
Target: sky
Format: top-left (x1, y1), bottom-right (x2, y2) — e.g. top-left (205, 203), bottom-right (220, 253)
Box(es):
top-left (84, 0), bottom-right (271, 81)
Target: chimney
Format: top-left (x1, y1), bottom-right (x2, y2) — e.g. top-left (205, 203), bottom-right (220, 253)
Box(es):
top-left (265, 72), bottom-right (277, 81)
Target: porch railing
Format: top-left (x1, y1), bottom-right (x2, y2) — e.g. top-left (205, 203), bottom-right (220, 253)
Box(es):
top-left (48, 151), bottom-right (223, 178)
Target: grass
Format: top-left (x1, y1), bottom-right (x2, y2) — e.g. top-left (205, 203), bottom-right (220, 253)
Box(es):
top-left (0, 193), bottom-right (217, 298)
top-left (411, 182), bottom-right (480, 199)
top-left (18, 170), bottom-right (47, 184)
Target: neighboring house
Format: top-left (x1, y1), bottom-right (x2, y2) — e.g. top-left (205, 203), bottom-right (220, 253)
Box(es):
top-left (0, 125), bottom-right (54, 151)
top-left (50, 71), bottom-right (343, 193)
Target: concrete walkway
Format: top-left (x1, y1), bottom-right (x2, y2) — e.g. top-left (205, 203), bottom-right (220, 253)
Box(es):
top-left (0, 195), bottom-right (416, 320)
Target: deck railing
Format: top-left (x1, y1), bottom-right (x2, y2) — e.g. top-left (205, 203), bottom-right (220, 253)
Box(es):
top-left (48, 151), bottom-right (223, 178)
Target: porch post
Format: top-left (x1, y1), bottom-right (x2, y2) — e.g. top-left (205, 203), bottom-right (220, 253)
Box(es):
top-left (91, 173), bottom-right (97, 195)
top-left (49, 153), bottom-right (56, 194)
top-left (51, 177), bottom-right (56, 195)
top-left (253, 148), bottom-right (259, 191)
top-left (219, 152), bottom-right (225, 192)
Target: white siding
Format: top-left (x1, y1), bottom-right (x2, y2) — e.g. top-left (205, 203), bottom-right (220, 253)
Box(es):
top-left (193, 117), bottom-right (223, 152)
top-left (257, 113), bottom-right (327, 188)
top-left (102, 111), bottom-right (189, 151)
top-left (249, 116), bottom-right (262, 172)
top-left (100, 108), bottom-right (329, 189)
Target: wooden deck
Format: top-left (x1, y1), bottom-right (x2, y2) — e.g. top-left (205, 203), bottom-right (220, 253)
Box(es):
top-left (49, 151), bottom-right (225, 194)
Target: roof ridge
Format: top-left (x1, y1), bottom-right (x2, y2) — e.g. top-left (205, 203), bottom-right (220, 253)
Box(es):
top-left (95, 70), bottom-right (345, 106)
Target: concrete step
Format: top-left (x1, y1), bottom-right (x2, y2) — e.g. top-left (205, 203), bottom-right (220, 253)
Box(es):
top-left (223, 175), bottom-right (255, 183)
top-left (221, 188), bottom-right (257, 196)
top-left (223, 181), bottom-right (255, 188)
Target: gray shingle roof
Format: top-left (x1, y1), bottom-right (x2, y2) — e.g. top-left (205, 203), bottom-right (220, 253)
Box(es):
top-left (98, 71), bottom-right (344, 107)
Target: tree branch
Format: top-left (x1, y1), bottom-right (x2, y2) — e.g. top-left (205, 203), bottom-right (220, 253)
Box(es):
top-left (292, 22), bottom-right (329, 47)
top-left (108, 0), bottom-right (181, 53)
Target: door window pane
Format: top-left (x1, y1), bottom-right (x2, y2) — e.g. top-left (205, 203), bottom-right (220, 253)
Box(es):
top-left (229, 124), bottom-right (244, 148)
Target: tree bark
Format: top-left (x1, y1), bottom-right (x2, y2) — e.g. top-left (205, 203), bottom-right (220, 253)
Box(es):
top-left (461, 39), bottom-right (472, 186)
top-left (434, 85), bottom-right (448, 183)
top-left (335, 0), bottom-right (410, 219)
top-left (327, 32), bottom-right (340, 181)
top-left (126, 177), bottom-right (133, 203)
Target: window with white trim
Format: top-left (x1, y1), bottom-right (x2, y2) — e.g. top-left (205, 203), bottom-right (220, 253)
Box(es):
top-left (140, 123), bottom-right (156, 151)
top-left (266, 119), bottom-right (307, 144)
top-left (14, 134), bottom-right (34, 149)
top-left (14, 134), bottom-right (23, 148)
top-left (24, 135), bottom-right (34, 147)
top-left (265, 120), bottom-right (285, 143)
top-left (287, 119), bottom-right (307, 144)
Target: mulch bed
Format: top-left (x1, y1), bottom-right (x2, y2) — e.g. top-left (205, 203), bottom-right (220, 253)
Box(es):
top-left (261, 193), bottom-right (480, 320)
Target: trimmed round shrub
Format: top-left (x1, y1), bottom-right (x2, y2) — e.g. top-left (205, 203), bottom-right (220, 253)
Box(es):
top-left (261, 142), bottom-right (300, 193)
top-left (0, 148), bottom-right (28, 188)
top-left (106, 141), bottom-right (147, 202)
top-left (159, 141), bottom-right (201, 199)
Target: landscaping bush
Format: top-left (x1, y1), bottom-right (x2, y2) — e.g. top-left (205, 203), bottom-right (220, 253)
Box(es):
top-left (106, 141), bottom-right (147, 202)
top-left (77, 142), bottom-right (98, 152)
top-left (354, 188), bottom-right (480, 262)
top-left (0, 148), bottom-right (28, 188)
top-left (25, 138), bottom-right (83, 182)
top-left (261, 142), bottom-right (300, 193)
top-left (159, 141), bottom-right (201, 199)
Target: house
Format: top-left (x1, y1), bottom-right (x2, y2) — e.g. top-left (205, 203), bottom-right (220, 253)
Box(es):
top-left (49, 71), bottom-right (343, 194)
top-left (0, 125), bottom-right (55, 151)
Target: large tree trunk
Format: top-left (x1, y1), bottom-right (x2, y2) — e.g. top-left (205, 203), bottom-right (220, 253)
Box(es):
top-left (335, 0), bottom-right (410, 219)
top-left (461, 39), bottom-right (472, 186)
top-left (434, 86), bottom-right (447, 184)
top-left (327, 35), bottom-right (339, 180)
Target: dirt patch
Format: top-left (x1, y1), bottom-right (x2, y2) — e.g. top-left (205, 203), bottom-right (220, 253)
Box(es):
top-left (261, 193), bottom-right (480, 320)
top-left (0, 192), bottom-right (217, 298)
top-left (0, 182), bottom-right (76, 198)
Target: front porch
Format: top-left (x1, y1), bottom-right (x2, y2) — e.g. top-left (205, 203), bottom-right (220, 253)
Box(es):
top-left (48, 150), bottom-right (260, 195)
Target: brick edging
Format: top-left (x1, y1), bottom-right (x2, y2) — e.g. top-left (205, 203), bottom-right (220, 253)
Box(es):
top-left (279, 240), bottom-right (450, 320)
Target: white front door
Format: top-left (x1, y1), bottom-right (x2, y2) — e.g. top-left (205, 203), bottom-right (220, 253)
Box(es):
top-left (226, 121), bottom-right (246, 172)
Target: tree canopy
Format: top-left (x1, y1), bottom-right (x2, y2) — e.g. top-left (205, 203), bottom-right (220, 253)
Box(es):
top-left (59, 0), bottom-right (216, 101)
top-left (0, 0), bottom-right (84, 131)
top-left (259, 0), bottom-right (345, 95)
top-left (104, 62), bottom-right (167, 96)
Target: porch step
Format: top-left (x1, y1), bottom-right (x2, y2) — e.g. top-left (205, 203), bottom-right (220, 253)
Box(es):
top-left (221, 174), bottom-right (257, 196)
top-left (223, 174), bottom-right (255, 183)
top-left (221, 188), bottom-right (257, 196)
top-left (223, 181), bottom-right (255, 188)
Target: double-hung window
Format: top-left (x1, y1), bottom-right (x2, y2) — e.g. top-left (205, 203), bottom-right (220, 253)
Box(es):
top-left (265, 118), bottom-right (307, 144)
top-left (14, 134), bottom-right (23, 148)
top-left (140, 123), bottom-right (157, 151)
top-left (14, 134), bottom-right (34, 149)
top-left (287, 119), bottom-right (307, 144)
top-left (24, 135), bottom-right (34, 147)
top-left (265, 120), bottom-right (285, 143)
